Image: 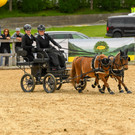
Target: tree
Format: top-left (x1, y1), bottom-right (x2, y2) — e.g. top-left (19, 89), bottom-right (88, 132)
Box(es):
top-left (124, 0), bottom-right (135, 9)
top-left (22, 0), bottom-right (44, 12)
top-left (94, 0), bottom-right (121, 11)
top-left (9, 0), bottom-right (12, 11)
top-left (91, 0), bottom-right (93, 10)
top-left (94, 41), bottom-right (109, 54)
top-left (59, 0), bottom-right (80, 13)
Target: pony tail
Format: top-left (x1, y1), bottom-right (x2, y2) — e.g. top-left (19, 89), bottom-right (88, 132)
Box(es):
top-left (70, 57), bottom-right (78, 84)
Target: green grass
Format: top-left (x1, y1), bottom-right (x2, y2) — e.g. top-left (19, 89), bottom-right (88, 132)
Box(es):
top-left (9, 25), bottom-right (107, 38)
top-left (0, 7), bottom-right (130, 19)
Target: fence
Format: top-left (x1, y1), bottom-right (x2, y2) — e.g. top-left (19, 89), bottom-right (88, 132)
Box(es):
top-left (0, 38), bottom-right (135, 68)
top-left (0, 39), bottom-right (18, 66)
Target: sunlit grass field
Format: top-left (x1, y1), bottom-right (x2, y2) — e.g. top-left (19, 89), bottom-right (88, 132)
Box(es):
top-left (9, 25), bottom-right (107, 38)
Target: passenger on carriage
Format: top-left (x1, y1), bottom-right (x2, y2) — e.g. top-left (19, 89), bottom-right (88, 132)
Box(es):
top-left (36, 24), bottom-right (66, 70)
top-left (21, 24), bottom-right (36, 62)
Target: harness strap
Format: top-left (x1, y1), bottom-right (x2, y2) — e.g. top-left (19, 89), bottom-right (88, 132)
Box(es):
top-left (92, 55), bottom-right (97, 70)
top-left (80, 57), bottom-right (84, 78)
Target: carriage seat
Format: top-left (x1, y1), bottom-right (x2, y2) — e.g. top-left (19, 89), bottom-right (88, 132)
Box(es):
top-left (16, 48), bottom-right (50, 66)
top-left (17, 48), bottom-right (27, 57)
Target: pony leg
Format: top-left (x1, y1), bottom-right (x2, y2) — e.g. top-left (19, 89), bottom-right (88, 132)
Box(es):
top-left (116, 76), bottom-right (132, 94)
top-left (74, 74), bottom-right (84, 93)
top-left (99, 76), bottom-right (109, 94)
top-left (101, 77), bottom-right (115, 94)
top-left (92, 77), bottom-right (98, 88)
top-left (91, 77), bottom-right (105, 93)
top-left (95, 78), bottom-right (105, 94)
top-left (117, 76), bottom-right (124, 93)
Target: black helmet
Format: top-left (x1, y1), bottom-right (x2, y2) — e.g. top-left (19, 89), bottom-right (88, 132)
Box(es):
top-left (37, 24), bottom-right (45, 31)
top-left (24, 24), bottom-right (31, 31)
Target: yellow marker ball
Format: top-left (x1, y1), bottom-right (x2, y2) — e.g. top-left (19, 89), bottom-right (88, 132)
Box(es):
top-left (0, 0), bottom-right (8, 7)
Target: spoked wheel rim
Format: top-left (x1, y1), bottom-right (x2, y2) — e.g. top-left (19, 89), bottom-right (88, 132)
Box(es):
top-left (74, 79), bottom-right (87, 92)
top-left (21, 74), bottom-right (35, 92)
top-left (43, 73), bottom-right (56, 93)
top-left (56, 83), bottom-right (62, 90)
top-left (56, 77), bottom-right (62, 90)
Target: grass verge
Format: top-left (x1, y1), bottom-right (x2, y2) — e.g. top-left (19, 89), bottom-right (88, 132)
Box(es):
top-left (9, 25), bottom-right (107, 38)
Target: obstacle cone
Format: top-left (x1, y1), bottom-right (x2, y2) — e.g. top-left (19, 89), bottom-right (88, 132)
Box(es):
top-left (0, 0), bottom-right (7, 7)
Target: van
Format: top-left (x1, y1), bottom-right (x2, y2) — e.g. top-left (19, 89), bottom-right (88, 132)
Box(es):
top-left (106, 15), bottom-right (135, 37)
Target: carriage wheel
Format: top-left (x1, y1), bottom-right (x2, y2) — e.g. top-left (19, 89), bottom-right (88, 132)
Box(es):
top-left (56, 83), bottom-right (62, 90)
top-left (43, 73), bottom-right (56, 93)
top-left (21, 74), bottom-right (35, 92)
top-left (56, 77), bottom-right (62, 90)
top-left (74, 79), bottom-right (87, 93)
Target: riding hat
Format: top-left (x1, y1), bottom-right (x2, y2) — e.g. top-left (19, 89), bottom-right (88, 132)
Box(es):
top-left (24, 24), bottom-right (31, 31)
top-left (37, 24), bottom-right (45, 31)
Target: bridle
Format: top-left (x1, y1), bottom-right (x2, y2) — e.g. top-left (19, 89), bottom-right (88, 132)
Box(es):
top-left (113, 54), bottom-right (130, 69)
top-left (110, 54), bottom-right (130, 80)
top-left (98, 57), bottom-right (112, 71)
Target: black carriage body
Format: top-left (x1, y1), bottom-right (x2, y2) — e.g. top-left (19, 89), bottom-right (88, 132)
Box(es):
top-left (17, 49), bottom-right (70, 93)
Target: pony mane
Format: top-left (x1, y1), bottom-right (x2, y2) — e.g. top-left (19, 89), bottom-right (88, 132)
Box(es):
top-left (98, 54), bottom-right (107, 59)
top-left (115, 52), bottom-right (120, 58)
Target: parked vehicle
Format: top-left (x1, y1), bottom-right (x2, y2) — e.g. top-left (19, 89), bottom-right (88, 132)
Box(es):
top-left (128, 13), bottom-right (135, 16)
top-left (46, 31), bottom-right (90, 39)
top-left (106, 15), bottom-right (135, 37)
top-left (35, 31), bottom-right (90, 39)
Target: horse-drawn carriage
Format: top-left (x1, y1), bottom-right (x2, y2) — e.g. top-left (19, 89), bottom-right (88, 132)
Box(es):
top-left (17, 48), bottom-right (72, 93)
top-left (17, 47), bottom-right (132, 94)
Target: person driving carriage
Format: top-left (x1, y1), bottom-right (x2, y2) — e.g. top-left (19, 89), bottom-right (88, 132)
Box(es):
top-left (21, 24), bottom-right (36, 62)
top-left (36, 24), bottom-right (66, 70)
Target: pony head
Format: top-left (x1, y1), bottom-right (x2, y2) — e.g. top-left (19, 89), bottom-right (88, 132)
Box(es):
top-left (120, 49), bottom-right (130, 70)
top-left (101, 58), bottom-right (111, 67)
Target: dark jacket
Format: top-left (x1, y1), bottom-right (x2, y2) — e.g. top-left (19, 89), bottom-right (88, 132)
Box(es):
top-left (0, 34), bottom-right (11, 53)
top-left (21, 34), bottom-right (36, 53)
top-left (11, 32), bottom-right (24, 47)
top-left (21, 34), bottom-right (36, 62)
top-left (36, 33), bottom-right (65, 67)
top-left (36, 33), bottom-right (59, 49)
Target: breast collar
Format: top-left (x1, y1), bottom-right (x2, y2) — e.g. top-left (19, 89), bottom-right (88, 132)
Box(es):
top-left (91, 55), bottom-right (107, 73)
top-left (112, 57), bottom-right (123, 70)
top-left (91, 55), bottom-right (97, 70)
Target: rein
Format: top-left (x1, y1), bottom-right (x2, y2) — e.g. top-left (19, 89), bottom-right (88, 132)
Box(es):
top-left (68, 56), bottom-right (110, 81)
top-left (68, 68), bottom-right (105, 81)
top-left (109, 54), bottom-right (127, 81)
top-left (61, 47), bottom-right (93, 55)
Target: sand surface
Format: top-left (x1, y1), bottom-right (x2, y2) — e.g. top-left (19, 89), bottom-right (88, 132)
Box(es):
top-left (0, 65), bottom-right (135, 135)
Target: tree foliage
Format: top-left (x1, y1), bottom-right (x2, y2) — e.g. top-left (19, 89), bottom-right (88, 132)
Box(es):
top-left (94, 41), bottom-right (109, 54)
top-left (22, 0), bottom-right (44, 12)
top-left (59, 0), bottom-right (80, 13)
top-left (2, 0), bottom-right (135, 13)
top-left (94, 0), bottom-right (120, 11)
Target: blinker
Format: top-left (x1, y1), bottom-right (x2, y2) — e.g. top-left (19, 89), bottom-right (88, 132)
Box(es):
top-left (128, 57), bottom-right (130, 61)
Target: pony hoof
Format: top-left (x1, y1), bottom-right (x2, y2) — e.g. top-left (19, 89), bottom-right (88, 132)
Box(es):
top-left (127, 90), bottom-right (132, 94)
top-left (99, 89), bottom-right (105, 94)
top-left (78, 90), bottom-right (83, 93)
top-left (119, 90), bottom-right (124, 93)
top-left (91, 84), bottom-right (95, 88)
top-left (110, 91), bottom-right (115, 95)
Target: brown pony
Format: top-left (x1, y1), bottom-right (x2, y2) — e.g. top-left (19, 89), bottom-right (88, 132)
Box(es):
top-left (70, 54), bottom-right (114, 94)
top-left (92, 49), bottom-right (132, 94)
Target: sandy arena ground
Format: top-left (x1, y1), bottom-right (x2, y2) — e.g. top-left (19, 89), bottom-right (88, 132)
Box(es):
top-left (0, 65), bottom-right (135, 135)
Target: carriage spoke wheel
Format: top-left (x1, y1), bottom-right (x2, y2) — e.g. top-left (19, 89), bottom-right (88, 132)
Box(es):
top-left (74, 79), bottom-right (87, 93)
top-left (56, 77), bottom-right (62, 90)
top-left (21, 74), bottom-right (35, 92)
top-left (43, 73), bottom-right (56, 93)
